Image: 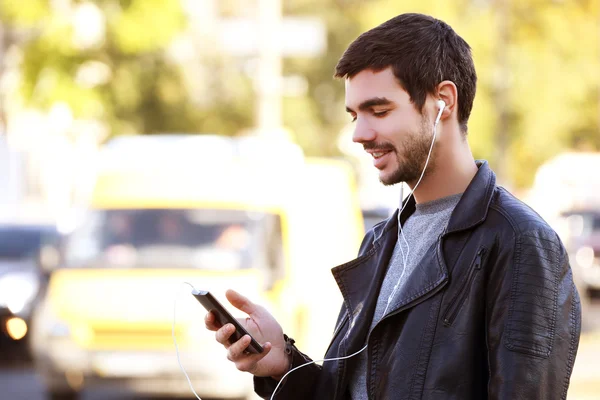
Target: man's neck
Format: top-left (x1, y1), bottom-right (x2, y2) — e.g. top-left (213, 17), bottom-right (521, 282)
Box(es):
top-left (407, 140), bottom-right (478, 204)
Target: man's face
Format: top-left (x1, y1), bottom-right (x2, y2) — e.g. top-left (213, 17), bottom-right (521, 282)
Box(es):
top-left (345, 67), bottom-right (435, 186)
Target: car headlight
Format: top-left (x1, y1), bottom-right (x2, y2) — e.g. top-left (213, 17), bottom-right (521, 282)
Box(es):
top-left (0, 272), bottom-right (40, 315)
top-left (576, 246), bottom-right (595, 269)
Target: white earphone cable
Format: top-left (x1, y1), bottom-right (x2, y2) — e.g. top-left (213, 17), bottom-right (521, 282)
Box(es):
top-left (270, 102), bottom-right (444, 399)
top-left (175, 103), bottom-right (445, 400)
top-left (388, 102), bottom-right (443, 314)
top-left (270, 343), bottom-right (369, 400)
top-left (173, 281), bottom-right (203, 400)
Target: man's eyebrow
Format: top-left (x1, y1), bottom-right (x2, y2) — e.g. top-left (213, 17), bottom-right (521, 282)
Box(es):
top-left (345, 97), bottom-right (394, 113)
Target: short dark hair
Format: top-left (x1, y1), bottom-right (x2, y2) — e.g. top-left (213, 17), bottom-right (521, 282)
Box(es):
top-left (335, 13), bottom-right (477, 133)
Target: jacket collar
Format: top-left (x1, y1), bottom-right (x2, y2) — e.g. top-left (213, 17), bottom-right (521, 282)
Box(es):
top-left (446, 160), bottom-right (496, 234)
top-left (376, 159), bottom-right (496, 241)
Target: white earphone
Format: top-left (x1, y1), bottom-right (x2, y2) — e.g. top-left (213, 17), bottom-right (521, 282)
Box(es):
top-left (434, 99), bottom-right (446, 126)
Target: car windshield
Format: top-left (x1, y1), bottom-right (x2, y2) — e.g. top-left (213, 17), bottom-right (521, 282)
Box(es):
top-left (0, 227), bottom-right (53, 259)
top-left (64, 208), bottom-right (284, 270)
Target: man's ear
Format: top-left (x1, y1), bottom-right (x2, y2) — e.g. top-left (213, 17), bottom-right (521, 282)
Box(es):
top-left (436, 81), bottom-right (458, 121)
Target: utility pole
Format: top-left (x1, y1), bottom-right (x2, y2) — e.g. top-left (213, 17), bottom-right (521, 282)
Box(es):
top-left (256, 0), bottom-right (283, 138)
top-left (494, 0), bottom-right (510, 187)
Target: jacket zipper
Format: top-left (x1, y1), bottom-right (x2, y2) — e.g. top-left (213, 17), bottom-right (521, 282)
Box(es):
top-left (442, 247), bottom-right (487, 326)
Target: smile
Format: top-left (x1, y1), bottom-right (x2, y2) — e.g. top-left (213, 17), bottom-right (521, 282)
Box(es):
top-left (370, 150), bottom-right (392, 159)
top-left (368, 150), bottom-right (393, 170)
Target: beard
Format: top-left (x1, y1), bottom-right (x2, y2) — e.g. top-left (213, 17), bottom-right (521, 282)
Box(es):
top-left (366, 116), bottom-right (436, 186)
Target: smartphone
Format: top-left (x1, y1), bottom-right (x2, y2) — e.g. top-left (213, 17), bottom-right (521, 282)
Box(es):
top-left (192, 289), bottom-right (264, 354)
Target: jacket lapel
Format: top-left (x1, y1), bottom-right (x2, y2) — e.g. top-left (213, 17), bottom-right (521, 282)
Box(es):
top-left (331, 217), bottom-right (398, 354)
top-left (382, 233), bottom-right (449, 316)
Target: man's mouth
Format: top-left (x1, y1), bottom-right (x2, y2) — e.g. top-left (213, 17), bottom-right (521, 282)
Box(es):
top-left (368, 149), bottom-right (392, 159)
top-left (372, 151), bottom-right (389, 158)
top-left (367, 149), bottom-right (394, 169)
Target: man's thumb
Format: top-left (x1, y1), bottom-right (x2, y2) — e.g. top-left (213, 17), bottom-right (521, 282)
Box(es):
top-left (225, 289), bottom-right (256, 316)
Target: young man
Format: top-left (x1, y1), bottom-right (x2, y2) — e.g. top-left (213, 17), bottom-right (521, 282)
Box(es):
top-left (205, 13), bottom-right (581, 399)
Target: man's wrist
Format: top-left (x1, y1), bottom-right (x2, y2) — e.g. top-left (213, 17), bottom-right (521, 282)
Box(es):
top-left (270, 334), bottom-right (295, 381)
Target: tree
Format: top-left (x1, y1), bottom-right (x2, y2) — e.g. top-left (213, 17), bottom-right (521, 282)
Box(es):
top-left (0, 0), bottom-right (255, 137)
top-left (2, 0), bottom-right (598, 188)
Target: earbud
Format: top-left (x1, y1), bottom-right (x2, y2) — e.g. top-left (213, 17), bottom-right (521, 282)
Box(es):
top-left (434, 99), bottom-right (445, 126)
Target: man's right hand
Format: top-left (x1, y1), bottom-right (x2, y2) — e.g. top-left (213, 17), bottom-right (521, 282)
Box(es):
top-left (204, 289), bottom-right (290, 380)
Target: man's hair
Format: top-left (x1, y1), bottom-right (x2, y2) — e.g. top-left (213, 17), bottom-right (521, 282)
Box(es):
top-left (335, 13), bottom-right (477, 133)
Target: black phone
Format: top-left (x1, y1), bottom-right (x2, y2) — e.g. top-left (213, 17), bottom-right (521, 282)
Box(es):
top-left (192, 289), bottom-right (264, 354)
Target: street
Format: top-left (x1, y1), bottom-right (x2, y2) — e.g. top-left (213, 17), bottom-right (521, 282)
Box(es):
top-left (0, 367), bottom-right (136, 400)
top-left (1, 301), bottom-right (599, 400)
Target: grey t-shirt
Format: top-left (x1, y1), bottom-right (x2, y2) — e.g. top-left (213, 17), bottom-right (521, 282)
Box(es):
top-left (349, 193), bottom-right (462, 399)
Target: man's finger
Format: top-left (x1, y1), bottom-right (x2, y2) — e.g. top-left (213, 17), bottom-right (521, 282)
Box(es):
top-left (227, 334), bottom-right (252, 362)
top-left (204, 311), bottom-right (221, 331)
top-left (215, 323), bottom-right (235, 347)
top-left (225, 289), bottom-right (257, 316)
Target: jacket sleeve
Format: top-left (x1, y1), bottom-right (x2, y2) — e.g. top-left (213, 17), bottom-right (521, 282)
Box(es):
top-left (253, 340), bottom-right (322, 400)
top-left (486, 227), bottom-right (582, 400)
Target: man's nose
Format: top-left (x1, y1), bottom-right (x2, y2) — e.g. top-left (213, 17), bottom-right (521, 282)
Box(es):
top-left (352, 119), bottom-right (376, 143)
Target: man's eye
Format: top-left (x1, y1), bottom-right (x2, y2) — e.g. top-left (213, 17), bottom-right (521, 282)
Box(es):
top-left (351, 115), bottom-right (357, 123)
top-left (373, 110), bottom-right (388, 117)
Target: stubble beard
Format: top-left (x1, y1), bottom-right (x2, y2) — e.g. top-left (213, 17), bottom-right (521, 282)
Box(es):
top-left (380, 117), bottom-right (436, 187)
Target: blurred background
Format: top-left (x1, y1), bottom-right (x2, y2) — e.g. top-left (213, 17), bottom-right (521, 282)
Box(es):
top-left (0, 0), bottom-right (599, 399)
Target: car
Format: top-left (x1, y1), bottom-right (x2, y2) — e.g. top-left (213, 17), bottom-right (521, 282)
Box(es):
top-left (561, 209), bottom-right (600, 294)
top-left (30, 135), bottom-right (365, 400)
top-left (0, 224), bottom-right (61, 363)
top-left (559, 209), bottom-right (600, 330)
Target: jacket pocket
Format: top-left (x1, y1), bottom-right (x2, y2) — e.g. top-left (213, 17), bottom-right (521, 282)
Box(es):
top-left (442, 246), bottom-right (487, 326)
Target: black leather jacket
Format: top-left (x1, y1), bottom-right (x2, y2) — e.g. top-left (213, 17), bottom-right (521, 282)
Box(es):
top-left (255, 161), bottom-right (581, 400)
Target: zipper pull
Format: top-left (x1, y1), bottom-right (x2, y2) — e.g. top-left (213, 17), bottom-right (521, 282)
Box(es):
top-left (474, 248), bottom-right (486, 270)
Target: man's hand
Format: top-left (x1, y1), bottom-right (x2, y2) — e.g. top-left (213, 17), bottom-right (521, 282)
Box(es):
top-left (204, 289), bottom-right (290, 379)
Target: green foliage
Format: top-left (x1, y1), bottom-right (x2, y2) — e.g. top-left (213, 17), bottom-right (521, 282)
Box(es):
top-left (0, 0), bottom-right (49, 26)
top-left (108, 0), bottom-right (186, 54)
top-left (2, 0), bottom-right (599, 187)
top-left (3, 0), bottom-right (220, 137)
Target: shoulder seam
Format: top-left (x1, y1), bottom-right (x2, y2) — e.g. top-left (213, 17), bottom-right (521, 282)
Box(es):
top-left (489, 203), bottom-right (518, 233)
top-left (489, 190), bottom-right (551, 236)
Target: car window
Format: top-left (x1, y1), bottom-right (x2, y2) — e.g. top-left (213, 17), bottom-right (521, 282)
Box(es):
top-left (64, 208), bottom-right (284, 270)
top-left (0, 228), bottom-right (51, 259)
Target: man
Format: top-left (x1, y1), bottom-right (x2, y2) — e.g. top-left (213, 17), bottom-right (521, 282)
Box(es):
top-left (205, 13), bottom-right (581, 399)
